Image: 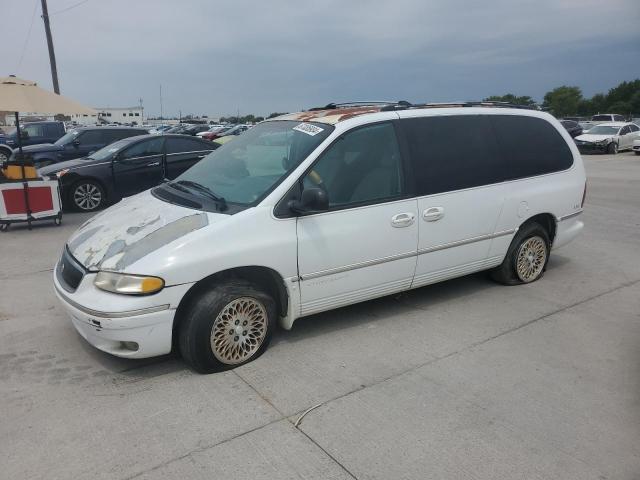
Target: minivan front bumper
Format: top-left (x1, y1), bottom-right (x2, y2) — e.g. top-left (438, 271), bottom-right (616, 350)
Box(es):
top-left (53, 264), bottom-right (193, 359)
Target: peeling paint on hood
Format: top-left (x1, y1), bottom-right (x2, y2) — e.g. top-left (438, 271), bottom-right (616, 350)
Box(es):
top-left (67, 191), bottom-right (219, 271)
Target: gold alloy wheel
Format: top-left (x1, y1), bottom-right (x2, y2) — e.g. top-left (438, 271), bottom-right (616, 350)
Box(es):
top-left (516, 236), bottom-right (547, 282)
top-left (210, 297), bottom-right (268, 364)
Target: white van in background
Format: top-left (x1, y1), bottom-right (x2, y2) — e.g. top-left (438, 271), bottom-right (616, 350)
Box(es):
top-left (53, 101), bottom-right (586, 373)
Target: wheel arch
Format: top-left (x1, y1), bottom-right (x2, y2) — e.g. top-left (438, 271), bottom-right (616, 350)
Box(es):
top-left (0, 145), bottom-right (13, 158)
top-left (68, 175), bottom-right (110, 201)
top-left (520, 212), bottom-right (557, 244)
top-left (172, 265), bottom-right (289, 350)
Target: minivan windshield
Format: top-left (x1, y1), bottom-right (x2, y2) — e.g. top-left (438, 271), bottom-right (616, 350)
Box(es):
top-left (164, 120), bottom-right (333, 206)
top-left (54, 130), bottom-right (79, 145)
top-left (586, 125), bottom-right (620, 135)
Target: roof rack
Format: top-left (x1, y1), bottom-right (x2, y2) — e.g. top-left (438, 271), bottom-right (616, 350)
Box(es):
top-left (415, 101), bottom-right (537, 110)
top-left (308, 100), bottom-right (411, 111)
top-left (307, 100), bottom-right (537, 112)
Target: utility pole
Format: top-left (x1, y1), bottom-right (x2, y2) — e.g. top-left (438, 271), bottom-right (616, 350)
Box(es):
top-left (40, 0), bottom-right (60, 94)
top-left (139, 97), bottom-right (144, 123)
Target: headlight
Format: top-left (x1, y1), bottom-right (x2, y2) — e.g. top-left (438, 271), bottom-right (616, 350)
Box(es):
top-left (595, 139), bottom-right (610, 145)
top-left (94, 271), bottom-right (165, 295)
top-left (56, 169), bottom-right (69, 178)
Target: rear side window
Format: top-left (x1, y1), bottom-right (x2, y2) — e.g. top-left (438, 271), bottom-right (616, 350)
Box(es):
top-left (490, 115), bottom-right (573, 180)
top-left (166, 137), bottom-right (212, 154)
top-left (629, 124), bottom-right (639, 132)
top-left (401, 115), bottom-right (503, 195)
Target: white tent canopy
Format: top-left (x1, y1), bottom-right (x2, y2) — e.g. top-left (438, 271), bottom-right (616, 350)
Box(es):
top-left (0, 76), bottom-right (95, 115)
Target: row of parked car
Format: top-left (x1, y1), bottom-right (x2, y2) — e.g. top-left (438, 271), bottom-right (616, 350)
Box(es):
top-left (559, 114), bottom-right (640, 155)
top-left (0, 122), bottom-right (252, 211)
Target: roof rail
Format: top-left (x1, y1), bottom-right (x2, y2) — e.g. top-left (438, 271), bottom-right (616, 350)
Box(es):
top-left (411, 101), bottom-right (537, 110)
top-left (308, 100), bottom-right (412, 111)
top-left (307, 100), bottom-right (537, 112)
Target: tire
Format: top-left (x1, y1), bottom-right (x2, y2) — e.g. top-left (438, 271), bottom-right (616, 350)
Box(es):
top-left (490, 222), bottom-right (550, 286)
top-left (634, 151), bottom-right (639, 156)
top-left (0, 148), bottom-right (11, 163)
top-left (607, 142), bottom-right (618, 154)
top-left (178, 280), bottom-right (276, 373)
top-left (70, 179), bottom-right (106, 212)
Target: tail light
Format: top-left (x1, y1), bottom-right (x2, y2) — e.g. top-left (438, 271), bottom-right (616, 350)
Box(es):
top-left (581, 181), bottom-right (587, 208)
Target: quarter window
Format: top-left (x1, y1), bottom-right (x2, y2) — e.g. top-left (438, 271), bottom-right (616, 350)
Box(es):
top-left (490, 115), bottom-right (573, 180)
top-left (401, 115), bottom-right (503, 195)
top-left (302, 122), bottom-right (403, 208)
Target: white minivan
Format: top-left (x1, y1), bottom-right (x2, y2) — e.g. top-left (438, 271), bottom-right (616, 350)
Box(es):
top-left (54, 102), bottom-right (586, 373)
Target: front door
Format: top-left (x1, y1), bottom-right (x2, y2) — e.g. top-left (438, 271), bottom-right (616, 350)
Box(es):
top-left (112, 137), bottom-right (165, 197)
top-left (296, 122), bottom-right (418, 317)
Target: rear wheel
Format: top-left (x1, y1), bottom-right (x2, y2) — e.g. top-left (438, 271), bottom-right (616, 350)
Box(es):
top-left (178, 280), bottom-right (276, 373)
top-left (634, 151), bottom-right (640, 156)
top-left (70, 179), bottom-right (105, 212)
top-left (490, 222), bottom-right (550, 285)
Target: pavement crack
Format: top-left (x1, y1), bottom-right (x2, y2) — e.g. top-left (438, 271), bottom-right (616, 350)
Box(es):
top-left (289, 278), bottom-right (640, 426)
top-left (122, 417), bottom-right (284, 480)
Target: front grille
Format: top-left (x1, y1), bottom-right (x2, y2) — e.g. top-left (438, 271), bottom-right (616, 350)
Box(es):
top-left (56, 247), bottom-right (86, 292)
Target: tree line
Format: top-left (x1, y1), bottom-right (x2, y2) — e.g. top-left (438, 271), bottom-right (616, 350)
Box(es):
top-left (485, 79), bottom-right (640, 118)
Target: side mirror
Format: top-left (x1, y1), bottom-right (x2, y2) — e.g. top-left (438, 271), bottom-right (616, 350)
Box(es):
top-left (72, 139), bottom-right (80, 147)
top-left (20, 131), bottom-right (29, 140)
top-left (288, 187), bottom-right (329, 214)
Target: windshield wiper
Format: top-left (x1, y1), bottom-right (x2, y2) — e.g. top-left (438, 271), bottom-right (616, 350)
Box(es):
top-left (173, 180), bottom-right (228, 211)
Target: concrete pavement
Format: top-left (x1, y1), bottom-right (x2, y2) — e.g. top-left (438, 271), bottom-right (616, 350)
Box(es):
top-left (1, 152), bottom-right (639, 479)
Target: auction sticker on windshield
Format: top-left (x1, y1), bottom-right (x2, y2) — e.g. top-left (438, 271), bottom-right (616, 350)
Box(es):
top-left (293, 123), bottom-right (324, 136)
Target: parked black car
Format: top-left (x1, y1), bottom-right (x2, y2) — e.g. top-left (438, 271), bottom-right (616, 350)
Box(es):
top-left (0, 121), bottom-right (66, 162)
top-left (38, 134), bottom-right (219, 211)
top-left (166, 124), bottom-right (211, 136)
top-left (14, 126), bottom-right (148, 168)
top-left (560, 120), bottom-right (583, 138)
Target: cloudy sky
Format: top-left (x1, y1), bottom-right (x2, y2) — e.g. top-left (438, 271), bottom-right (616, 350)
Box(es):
top-left (3, 0), bottom-right (639, 117)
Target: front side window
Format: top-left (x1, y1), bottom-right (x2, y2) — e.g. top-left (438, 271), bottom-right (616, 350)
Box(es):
top-left (76, 130), bottom-right (104, 144)
top-left (165, 120), bottom-right (333, 205)
top-left (120, 138), bottom-right (164, 160)
top-left (302, 122), bottom-right (403, 207)
top-left (54, 130), bottom-right (79, 145)
top-left (24, 124), bottom-right (44, 137)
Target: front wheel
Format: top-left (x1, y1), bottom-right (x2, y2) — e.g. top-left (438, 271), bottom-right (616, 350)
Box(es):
top-left (490, 222), bottom-right (550, 285)
top-left (178, 280), bottom-right (276, 373)
top-left (0, 149), bottom-right (11, 163)
top-left (70, 179), bottom-right (106, 212)
top-left (607, 142), bottom-right (618, 154)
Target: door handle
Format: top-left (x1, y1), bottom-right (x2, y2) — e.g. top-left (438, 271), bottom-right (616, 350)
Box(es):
top-left (391, 212), bottom-right (415, 228)
top-left (423, 206), bottom-right (444, 222)
top-left (146, 161), bottom-right (160, 167)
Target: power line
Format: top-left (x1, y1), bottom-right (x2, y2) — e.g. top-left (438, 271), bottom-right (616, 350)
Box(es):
top-left (16, 0), bottom-right (39, 72)
top-left (50, 0), bottom-right (91, 15)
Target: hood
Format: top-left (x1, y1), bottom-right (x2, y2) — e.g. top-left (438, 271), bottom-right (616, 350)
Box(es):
top-left (19, 143), bottom-right (62, 153)
top-left (38, 157), bottom-right (92, 175)
top-left (575, 134), bottom-right (614, 143)
top-left (67, 190), bottom-right (227, 271)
